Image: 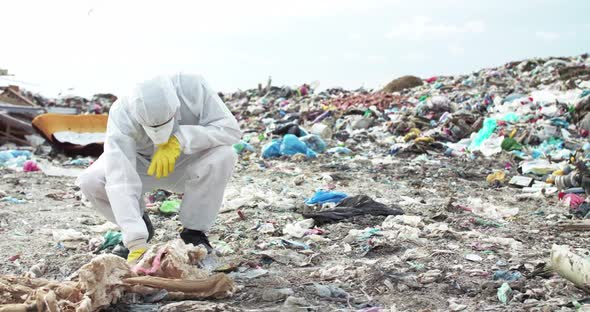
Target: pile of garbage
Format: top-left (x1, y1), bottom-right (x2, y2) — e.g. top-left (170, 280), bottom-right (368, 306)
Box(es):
top-left (225, 53), bottom-right (590, 215)
top-left (1, 54), bottom-right (590, 311)
top-left (0, 76), bottom-right (115, 148)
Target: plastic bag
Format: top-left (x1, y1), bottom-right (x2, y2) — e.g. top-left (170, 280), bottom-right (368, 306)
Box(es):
top-left (305, 190), bottom-right (348, 205)
top-left (469, 118), bottom-right (497, 150)
top-left (262, 140), bottom-right (282, 159)
top-left (299, 134), bottom-right (327, 153)
top-left (280, 134), bottom-right (309, 156)
top-left (233, 141), bottom-right (255, 154)
top-left (160, 200), bottom-right (181, 215)
top-left (479, 135), bottom-right (504, 157)
top-left (0, 150), bottom-right (32, 168)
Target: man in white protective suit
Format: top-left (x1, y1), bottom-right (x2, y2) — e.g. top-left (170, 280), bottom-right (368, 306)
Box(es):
top-left (77, 73), bottom-right (241, 263)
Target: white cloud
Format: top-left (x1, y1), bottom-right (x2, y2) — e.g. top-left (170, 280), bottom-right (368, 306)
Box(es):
top-left (385, 16), bottom-right (485, 40)
top-left (535, 31), bottom-right (561, 42)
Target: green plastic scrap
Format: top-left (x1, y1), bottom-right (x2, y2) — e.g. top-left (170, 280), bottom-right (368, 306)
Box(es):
top-left (359, 228), bottom-right (381, 240)
top-left (572, 300), bottom-right (582, 310)
top-left (160, 199), bottom-right (181, 215)
top-left (497, 282), bottom-right (512, 305)
top-left (407, 261), bottom-right (425, 270)
top-left (501, 138), bottom-right (522, 151)
top-left (474, 217), bottom-right (503, 228)
top-left (233, 143), bottom-right (245, 154)
top-left (99, 231), bottom-right (122, 251)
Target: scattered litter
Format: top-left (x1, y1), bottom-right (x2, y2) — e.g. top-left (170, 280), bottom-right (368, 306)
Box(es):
top-left (493, 270), bottom-right (522, 282)
top-left (52, 229), bottom-right (88, 242)
top-left (509, 176), bottom-right (534, 187)
top-left (497, 282), bottom-right (512, 304)
top-left (97, 231), bottom-right (122, 252)
top-left (464, 254), bottom-right (483, 262)
top-left (1, 196), bottom-right (27, 204)
top-left (159, 199), bottom-right (181, 215)
top-left (305, 190), bottom-right (349, 205)
top-left (258, 249), bottom-right (313, 267)
top-left (304, 195), bottom-right (404, 224)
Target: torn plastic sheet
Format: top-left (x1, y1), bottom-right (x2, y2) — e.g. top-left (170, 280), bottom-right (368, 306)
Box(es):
top-left (0, 240), bottom-right (235, 311)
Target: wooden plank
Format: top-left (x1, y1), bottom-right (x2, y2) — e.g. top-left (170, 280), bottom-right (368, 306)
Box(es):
top-left (0, 111), bottom-right (34, 133)
top-left (558, 222), bottom-right (590, 232)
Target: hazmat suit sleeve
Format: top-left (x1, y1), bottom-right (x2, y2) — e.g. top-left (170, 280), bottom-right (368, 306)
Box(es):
top-left (103, 100), bottom-right (148, 250)
top-left (173, 74), bottom-right (242, 154)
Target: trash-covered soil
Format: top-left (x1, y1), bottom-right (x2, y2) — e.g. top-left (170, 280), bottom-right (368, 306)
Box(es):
top-left (2, 54), bottom-right (590, 311)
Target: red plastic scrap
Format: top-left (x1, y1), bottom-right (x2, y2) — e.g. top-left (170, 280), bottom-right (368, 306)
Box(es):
top-left (425, 76), bottom-right (438, 83)
top-left (304, 228), bottom-right (325, 235)
top-left (237, 209), bottom-right (246, 221)
top-left (321, 93), bottom-right (404, 111)
top-left (133, 248), bottom-right (165, 275)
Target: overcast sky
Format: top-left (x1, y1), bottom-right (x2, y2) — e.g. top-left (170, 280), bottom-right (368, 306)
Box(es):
top-left (1, 0), bottom-right (588, 97)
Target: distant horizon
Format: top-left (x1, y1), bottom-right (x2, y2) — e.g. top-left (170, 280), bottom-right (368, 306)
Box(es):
top-left (3, 51), bottom-right (587, 99)
top-left (1, 0), bottom-right (588, 98)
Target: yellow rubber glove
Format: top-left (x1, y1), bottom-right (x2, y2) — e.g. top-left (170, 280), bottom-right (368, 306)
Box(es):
top-left (127, 247), bottom-right (147, 264)
top-left (147, 136), bottom-right (181, 179)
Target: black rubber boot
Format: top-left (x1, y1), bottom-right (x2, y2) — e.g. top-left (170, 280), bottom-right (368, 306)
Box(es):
top-left (112, 213), bottom-right (155, 259)
top-left (180, 228), bottom-right (213, 253)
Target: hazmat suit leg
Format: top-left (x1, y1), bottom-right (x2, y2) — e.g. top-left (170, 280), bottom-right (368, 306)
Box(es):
top-left (77, 156), bottom-right (118, 223)
top-left (79, 145), bottom-right (236, 233)
top-left (137, 145), bottom-right (237, 232)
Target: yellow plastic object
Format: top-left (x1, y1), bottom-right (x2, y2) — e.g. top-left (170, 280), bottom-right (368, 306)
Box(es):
top-left (414, 137), bottom-right (435, 144)
top-left (148, 136), bottom-right (182, 179)
top-left (127, 247), bottom-right (147, 263)
top-left (508, 128), bottom-right (518, 139)
top-left (552, 169), bottom-right (565, 176)
top-left (403, 128), bottom-right (421, 142)
top-left (486, 171), bottom-right (506, 185)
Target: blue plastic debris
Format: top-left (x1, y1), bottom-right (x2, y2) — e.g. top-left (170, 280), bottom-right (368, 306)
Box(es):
top-left (262, 140), bottom-right (282, 159)
top-left (300, 135), bottom-right (327, 153)
top-left (233, 141), bottom-right (255, 154)
top-left (281, 239), bottom-right (311, 250)
top-left (328, 147), bottom-right (352, 155)
top-left (0, 150), bottom-right (32, 168)
top-left (262, 134), bottom-right (318, 159)
top-left (280, 134), bottom-right (311, 156)
top-left (306, 190), bottom-right (349, 205)
top-left (1, 196), bottom-right (27, 204)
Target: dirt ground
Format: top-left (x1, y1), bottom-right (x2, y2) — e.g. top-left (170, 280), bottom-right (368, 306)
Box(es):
top-left (0, 151), bottom-right (589, 311)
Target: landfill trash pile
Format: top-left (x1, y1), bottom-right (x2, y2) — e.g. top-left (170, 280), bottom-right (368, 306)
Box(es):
top-left (0, 54), bottom-right (590, 311)
top-left (1, 71), bottom-right (116, 148)
top-left (0, 79), bottom-right (117, 114)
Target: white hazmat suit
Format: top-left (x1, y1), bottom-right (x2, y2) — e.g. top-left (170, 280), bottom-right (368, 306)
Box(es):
top-left (77, 73), bottom-right (241, 251)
